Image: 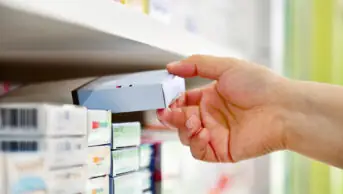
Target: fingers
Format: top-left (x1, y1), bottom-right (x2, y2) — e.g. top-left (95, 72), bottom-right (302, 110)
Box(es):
top-left (169, 82), bottom-right (216, 108)
top-left (167, 55), bottom-right (239, 80)
top-left (157, 106), bottom-right (201, 146)
top-left (189, 128), bottom-right (218, 162)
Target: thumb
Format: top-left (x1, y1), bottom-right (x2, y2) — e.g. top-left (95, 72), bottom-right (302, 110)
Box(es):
top-left (167, 55), bottom-right (239, 80)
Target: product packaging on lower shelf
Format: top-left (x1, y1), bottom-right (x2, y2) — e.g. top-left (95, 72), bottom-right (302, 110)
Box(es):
top-left (140, 168), bottom-right (153, 192)
top-left (0, 136), bottom-right (87, 168)
top-left (87, 145), bottom-right (112, 178)
top-left (72, 70), bottom-right (185, 113)
top-left (112, 122), bottom-right (141, 149)
top-left (87, 175), bottom-right (110, 194)
top-left (143, 190), bottom-right (153, 194)
top-left (112, 172), bottom-right (142, 194)
top-left (139, 143), bottom-right (154, 169)
top-left (112, 147), bottom-right (139, 176)
top-left (0, 103), bottom-right (87, 137)
top-left (87, 109), bottom-right (112, 147)
top-left (5, 153), bottom-right (87, 194)
top-left (0, 153), bottom-right (4, 194)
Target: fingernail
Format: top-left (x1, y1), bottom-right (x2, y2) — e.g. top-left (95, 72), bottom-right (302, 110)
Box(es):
top-left (156, 109), bottom-right (164, 118)
top-left (167, 61), bottom-right (180, 68)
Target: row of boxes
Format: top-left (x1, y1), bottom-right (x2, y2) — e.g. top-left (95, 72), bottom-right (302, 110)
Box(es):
top-left (0, 103), bottom-right (161, 194)
top-left (0, 103), bottom-right (88, 194)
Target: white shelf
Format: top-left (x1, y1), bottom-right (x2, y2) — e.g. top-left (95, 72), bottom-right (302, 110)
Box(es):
top-left (0, 0), bottom-right (244, 68)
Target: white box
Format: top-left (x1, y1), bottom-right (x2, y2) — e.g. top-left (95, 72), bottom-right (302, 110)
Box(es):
top-left (6, 153), bottom-right (87, 194)
top-left (72, 70), bottom-right (185, 113)
top-left (0, 136), bottom-right (87, 168)
top-left (0, 103), bottom-right (87, 136)
top-left (112, 147), bottom-right (139, 175)
top-left (139, 143), bottom-right (154, 169)
top-left (112, 122), bottom-right (141, 149)
top-left (87, 146), bottom-right (111, 178)
top-left (113, 172), bottom-right (142, 194)
top-left (140, 169), bottom-right (153, 191)
top-left (87, 109), bottom-right (112, 147)
top-left (87, 176), bottom-right (110, 194)
top-left (0, 154), bottom-right (4, 194)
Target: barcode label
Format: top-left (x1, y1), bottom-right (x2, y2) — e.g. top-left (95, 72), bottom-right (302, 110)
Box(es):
top-left (0, 108), bottom-right (38, 129)
top-left (0, 140), bottom-right (38, 152)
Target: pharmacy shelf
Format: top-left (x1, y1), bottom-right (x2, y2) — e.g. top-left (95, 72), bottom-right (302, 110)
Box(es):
top-left (0, 0), bottom-right (244, 70)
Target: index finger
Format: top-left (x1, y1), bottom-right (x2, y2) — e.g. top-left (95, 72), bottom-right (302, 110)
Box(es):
top-left (167, 55), bottom-right (239, 80)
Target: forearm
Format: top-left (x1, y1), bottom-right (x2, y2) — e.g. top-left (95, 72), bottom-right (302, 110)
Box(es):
top-left (283, 80), bottom-right (343, 168)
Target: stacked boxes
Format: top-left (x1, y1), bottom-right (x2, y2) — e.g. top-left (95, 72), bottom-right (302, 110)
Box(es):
top-left (86, 110), bottom-right (112, 194)
top-left (0, 103), bottom-right (88, 194)
top-left (139, 143), bottom-right (155, 193)
top-left (0, 154), bottom-right (4, 194)
top-left (111, 122), bottom-right (141, 193)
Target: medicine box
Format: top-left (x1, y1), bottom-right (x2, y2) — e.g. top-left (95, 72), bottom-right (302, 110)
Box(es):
top-left (112, 122), bottom-right (141, 149)
top-left (72, 70), bottom-right (185, 113)
top-left (87, 109), bottom-right (112, 147)
top-left (139, 143), bottom-right (154, 169)
top-left (112, 172), bottom-right (142, 194)
top-left (112, 147), bottom-right (139, 175)
top-left (0, 103), bottom-right (87, 136)
top-left (0, 136), bottom-right (87, 168)
top-left (140, 168), bottom-right (153, 191)
top-left (144, 190), bottom-right (153, 194)
top-left (87, 176), bottom-right (110, 194)
top-left (0, 154), bottom-right (4, 194)
top-left (6, 153), bottom-right (87, 194)
top-left (87, 146), bottom-right (111, 178)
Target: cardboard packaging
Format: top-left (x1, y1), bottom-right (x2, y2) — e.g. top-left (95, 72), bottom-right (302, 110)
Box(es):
top-left (87, 146), bottom-right (111, 178)
top-left (112, 147), bottom-right (139, 175)
top-left (72, 70), bottom-right (185, 113)
top-left (121, 0), bottom-right (149, 14)
top-left (87, 109), bottom-right (112, 147)
top-left (0, 136), bottom-right (87, 168)
top-left (0, 153), bottom-right (4, 194)
top-left (113, 172), bottom-right (142, 194)
top-left (144, 190), bottom-right (153, 194)
top-left (112, 122), bottom-right (141, 149)
top-left (87, 176), bottom-right (110, 194)
top-left (0, 103), bottom-right (87, 136)
top-left (139, 143), bottom-right (154, 169)
top-left (6, 153), bottom-right (87, 194)
top-left (140, 168), bottom-right (153, 191)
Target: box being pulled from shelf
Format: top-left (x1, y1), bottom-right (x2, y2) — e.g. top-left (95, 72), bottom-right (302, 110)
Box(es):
top-left (112, 171), bottom-right (142, 194)
top-left (0, 136), bottom-right (87, 168)
top-left (87, 175), bottom-right (110, 194)
top-left (87, 145), bottom-right (111, 178)
top-left (112, 147), bottom-right (139, 176)
top-left (72, 70), bottom-right (185, 113)
top-left (112, 122), bottom-right (141, 149)
top-left (0, 103), bottom-right (87, 136)
top-left (6, 153), bottom-right (87, 194)
top-left (87, 109), bottom-right (112, 147)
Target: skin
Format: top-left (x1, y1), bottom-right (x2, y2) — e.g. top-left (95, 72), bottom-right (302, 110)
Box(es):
top-left (157, 55), bottom-right (343, 168)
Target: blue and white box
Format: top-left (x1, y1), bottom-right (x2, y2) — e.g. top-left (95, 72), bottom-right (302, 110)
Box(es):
top-left (72, 70), bottom-right (185, 113)
top-left (0, 103), bottom-right (87, 136)
top-left (87, 109), bottom-right (112, 147)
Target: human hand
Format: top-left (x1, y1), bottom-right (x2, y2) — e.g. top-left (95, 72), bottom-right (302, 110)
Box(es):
top-left (157, 55), bottom-right (290, 163)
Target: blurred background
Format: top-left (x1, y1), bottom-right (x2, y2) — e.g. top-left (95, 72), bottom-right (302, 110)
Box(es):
top-left (1, 0), bottom-right (343, 194)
